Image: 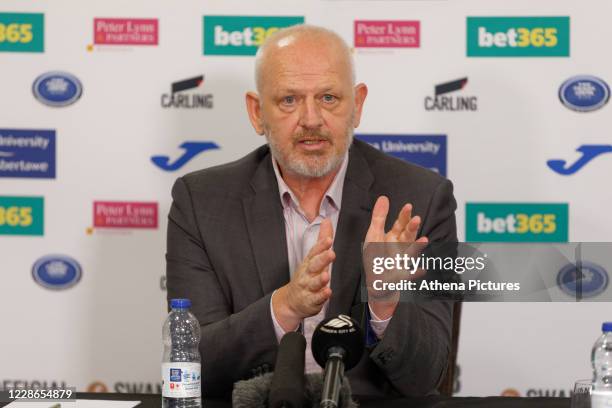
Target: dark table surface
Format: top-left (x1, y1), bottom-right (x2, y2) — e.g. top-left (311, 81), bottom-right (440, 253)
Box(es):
top-left (6, 393), bottom-right (566, 408)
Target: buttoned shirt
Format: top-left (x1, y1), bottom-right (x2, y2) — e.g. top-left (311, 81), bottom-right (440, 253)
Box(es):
top-left (269, 153), bottom-right (391, 373)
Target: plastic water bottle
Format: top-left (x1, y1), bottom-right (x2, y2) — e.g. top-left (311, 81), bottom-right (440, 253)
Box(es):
top-left (592, 322), bottom-right (612, 408)
top-left (162, 298), bottom-right (202, 408)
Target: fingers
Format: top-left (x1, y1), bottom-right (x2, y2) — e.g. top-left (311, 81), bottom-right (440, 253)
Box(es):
top-left (305, 218), bottom-right (334, 261)
top-left (318, 218), bottom-right (334, 242)
top-left (365, 196), bottom-right (389, 242)
top-left (398, 214), bottom-right (421, 242)
top-left (390, 203), bottom-right (412, 237)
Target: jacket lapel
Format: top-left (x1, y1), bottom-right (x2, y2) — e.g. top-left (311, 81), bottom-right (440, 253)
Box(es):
top-left (242, 152), bottom-right (290, 295)
top-left (327, 144), bottom-right (375, 318)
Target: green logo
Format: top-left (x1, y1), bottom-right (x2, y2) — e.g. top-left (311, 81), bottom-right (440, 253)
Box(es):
top-left (466, 203), bottom-right (568, 242)
top-left (203, 16), bottom-right (304, 56)
top-left (0, 196), bottom-right (44, 235)
top-left (467, 16), bottom-right (569, 57)
top-left (0, 13), bottom-right (44, 53)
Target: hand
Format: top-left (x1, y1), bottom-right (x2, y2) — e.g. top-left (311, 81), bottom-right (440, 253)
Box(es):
top-left (272, 219), bottom-right (335, 331)
top-left (364, 196), bottom-right (429, 318)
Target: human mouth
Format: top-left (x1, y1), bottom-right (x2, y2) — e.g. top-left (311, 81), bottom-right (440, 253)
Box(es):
top-left (297, 138), bottom-right (329, 151)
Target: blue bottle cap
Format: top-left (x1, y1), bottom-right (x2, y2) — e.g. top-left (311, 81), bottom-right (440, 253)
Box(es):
top-left (170, 298), bottom-right (192, 309)
top-left (602, 322), bottom-right (612, 332)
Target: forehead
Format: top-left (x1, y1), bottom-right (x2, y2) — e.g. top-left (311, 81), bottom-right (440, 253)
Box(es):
top-left (261, 39), bottom-right (351, 93)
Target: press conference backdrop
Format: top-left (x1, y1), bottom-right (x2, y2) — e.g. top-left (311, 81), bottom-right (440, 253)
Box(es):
top-left (1, 0), bottom-right (611, 398)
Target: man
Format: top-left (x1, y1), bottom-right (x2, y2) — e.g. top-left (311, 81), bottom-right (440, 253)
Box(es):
top-left (166, 24), bottom-right (457, 398)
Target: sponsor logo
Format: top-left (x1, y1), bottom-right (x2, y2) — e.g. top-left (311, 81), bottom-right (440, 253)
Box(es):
top-left (87, 381), bottom-right (161, 394)
top-left (557, 261), bottom-right (608, 299)
top-left (465, 203), bottom-right (569, 242)
top-left (93, 18), bottom-right (158, 46)
top-left (169, 369), bottom-right (182, 382)
top-left (161, 75), bottom-right (213, 109)
top-left (559, 76), bottom-right (610, 112)
top-left (547, 145), bottom-right (612, 175)
top-left (324, 315), bottom-right (354, 330)
top-left (0, 196), bottom-right (43, 236)
top-left (1, 380), bottom-right (68, 390)
top-left (0, 128), bottom-right (55, 179)
top-left (0, 13), bottom-right (44, 53)
top-left (356, 134), bottom-right (447, 176)
top-left (87, 382), bottom-right (108, 393)
top-left (354, 20), bottom-right (419, 48)
top-left (203, 16), bottom-right (304, 56)
top-left (424, 77), bottom-right (477, 112)
top-left (32, 255), bottom-right (82, 290)
top-left (151, 141), bottom-right (219, 171)
top-left (93, 201), bottom-right (158, 229)
top-left (32, 72), bottom-right (82, 107)
top-left (467, 16), bottom-right (570, 57)
top-left (527, 389), bottom-right (571, 397)
top-left (501, 388), bottom-right (521, 397)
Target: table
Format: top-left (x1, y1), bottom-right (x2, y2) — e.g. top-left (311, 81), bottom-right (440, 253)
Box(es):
top-left (0, 393), bottom-right (568, 408)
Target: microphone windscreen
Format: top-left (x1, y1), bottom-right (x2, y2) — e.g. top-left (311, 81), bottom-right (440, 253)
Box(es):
top-left (232, 372), bottom-right (358, 408)
top-left (269, 331), bottom-right (307, 408)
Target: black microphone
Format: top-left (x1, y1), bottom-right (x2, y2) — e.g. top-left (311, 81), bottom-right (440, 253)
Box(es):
top-left (269, 331), bottom-right (307, 408)
top-left (312, 315), bottom-right (364, 408)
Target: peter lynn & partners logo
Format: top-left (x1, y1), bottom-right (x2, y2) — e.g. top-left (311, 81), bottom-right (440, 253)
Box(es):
top-left (161, 75), bottom-right (213, 109)
top-left (203, 16), bottom-right (304, 56)
top-left (559, 76), bottom-right (610, 113)
top-left (466, 203), bottom-right (568, 242)
top-left (88, 18), bottom-right (158, 51)
top-left (88, 201), bottom-right (158, 234)
top-left (424, 77), bottom-right (477, 112)
top-left (467, 16), bottom-right (570, 57)
top-left (354, 20), bottom-right (420, 49)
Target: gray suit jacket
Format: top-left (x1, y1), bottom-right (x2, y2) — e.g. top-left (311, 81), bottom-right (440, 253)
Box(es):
top-left (166, 139), bottom-right (457, 398)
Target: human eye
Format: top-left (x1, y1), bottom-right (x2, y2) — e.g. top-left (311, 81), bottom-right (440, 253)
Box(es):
top-left (321, 94), bottom-right (337, 104)
top-left (281, 95), bottom-right (296, 106)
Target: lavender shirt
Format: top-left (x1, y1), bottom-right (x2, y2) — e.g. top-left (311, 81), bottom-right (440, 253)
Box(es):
top-left (269, 153), bottom-right (391, 373)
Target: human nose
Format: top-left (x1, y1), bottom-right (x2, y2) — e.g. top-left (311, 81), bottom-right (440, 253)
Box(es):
top-left (298, 96), bottom-right (323, 129)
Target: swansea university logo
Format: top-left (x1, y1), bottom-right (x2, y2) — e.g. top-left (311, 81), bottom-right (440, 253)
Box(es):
top-left (151, 142), bottom-right (219, 171)
top-left (467, 16), bottom-right (569, 57)
top-left (203, 16), bottom-right (304, 56)
top-left (547, 145), bottom-right (612, 175)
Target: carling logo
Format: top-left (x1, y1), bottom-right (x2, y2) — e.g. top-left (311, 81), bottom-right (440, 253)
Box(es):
top-left (354, 20), bottom-right (420, 48)
top-left (0, 128), bottom-right (55, 178)
top-left (93, 201), bottom-right (158, 229)
top-left (356, 134), bottom-right (447, 176)
top-left (161, 75), bottom-right (213, 109)
top-left (94, 18), bottom-right (158, 46)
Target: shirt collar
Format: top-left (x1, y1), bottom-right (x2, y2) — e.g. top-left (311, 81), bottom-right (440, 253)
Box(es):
top-left (271, 152), bottom-right (349, 215)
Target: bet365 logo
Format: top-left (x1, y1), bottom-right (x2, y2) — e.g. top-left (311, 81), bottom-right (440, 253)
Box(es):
top-left (0, 13), bottom-right (44, 52)
top-left (467, 17), bottom-right (569, 57)
top-left (466, 203), bottom-right (568, 242)
top-left (0, 196), bottom-right (44, 235)
top-left (203, 16), bottom-right (304, 56)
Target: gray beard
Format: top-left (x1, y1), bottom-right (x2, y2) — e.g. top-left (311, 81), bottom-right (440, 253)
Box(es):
top-left (266, 129), bottom-right (353, 178)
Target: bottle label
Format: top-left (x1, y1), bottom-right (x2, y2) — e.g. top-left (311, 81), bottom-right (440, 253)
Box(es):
top-left (161, 362), bottom-right (201, 398)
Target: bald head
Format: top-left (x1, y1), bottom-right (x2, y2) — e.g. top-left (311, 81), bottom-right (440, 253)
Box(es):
top-left (254, 24), bottom-right (355, 94)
